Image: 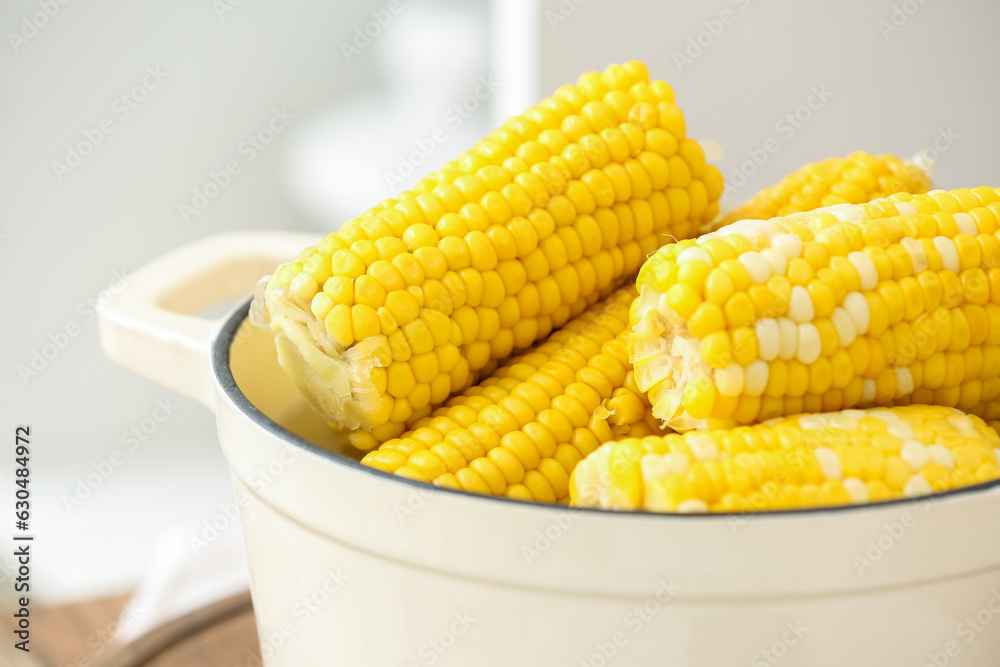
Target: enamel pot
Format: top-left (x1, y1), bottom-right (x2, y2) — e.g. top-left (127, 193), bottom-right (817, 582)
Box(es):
top-left (99, 232), bottom-right (1000, 667)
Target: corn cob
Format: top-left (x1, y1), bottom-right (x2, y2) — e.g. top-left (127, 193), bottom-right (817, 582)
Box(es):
top-left (254, 61), bottom-right (724, 447)
top-left (361, 287), bottom-right (662, 502)
top-left (360, 169), bottom-right (918, 496)
top-left (630, 187), bottom-right (1000, 431)
top-left (704, 151), bottom-right (930, 233)
top-left (571, 405), bottom-right (1000, 512)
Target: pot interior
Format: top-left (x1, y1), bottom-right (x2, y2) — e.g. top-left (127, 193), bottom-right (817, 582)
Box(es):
top-left (229, 316), bottom-right (361, 461)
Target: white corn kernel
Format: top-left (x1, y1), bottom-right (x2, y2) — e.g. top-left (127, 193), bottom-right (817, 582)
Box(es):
top-left (788, 285), bottom-right (815, 323)
top-left (844, 292), bottom-right (870, 334)
top-left (778, 318), bottom-right (798, 360)
top-left (641, 453), bottom-right (669, 484)
top-left (901, 441), bottom-right (930, 470)
top-left (744, 359), bottom-right (769, 396)
top-left (677, 499), bottom-right (709, 513)
top-left (928, 444), bottom-right (955, 470)
top-left (831, 307), bottom-right (857, 347)
top-left (830, 204), bottom-right (863, 222)
top-left (772, 233), bottom-right (803, 259)
top-left (715, 364), bottom-right (745, 397)
top-left (828, 412), bottom-right (859, 432)
top-left (761, 248), bottom-right (788, 276)
top-left (738, 251), bottom-right (771, 283)
top-left (814, 447), bottom-right (843, 480)
top-left (687, 434), bottom-right (718, 462)
top-left (797, 414), bottom-right (828, 431)
top-left (848, 251), bottom-right (878, 290)
top-left (664, 452), bottom-right (690, 476)
top-left (678, 246), bottom-right (713, 266)
top-left (895, 368), bottom-right (914, 397)
top-left (887, 420), bottom-right (915, 441)
top-left (934, 236), bottom-right (960, 273)
top-left (796, 323), bottom-right (821, 364)
top-left (871, 409), bottom-right (901, 422)
top-left (861, 379), bottom-right (876, 404)
top-left (756, 319), bottom-right (780, 361)
top-left (903, 475), bottom-right (933, 498)
top-left (843, 477), bottom-right (870, 504)
top-left (954, 212), bottom-right (977, 236)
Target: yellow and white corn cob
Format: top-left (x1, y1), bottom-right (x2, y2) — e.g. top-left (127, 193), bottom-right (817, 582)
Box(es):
top-left (254, 61), bottom-right (723, 447)
top-left (362, 287), bottom-right (662, 502)
top-left (630, 187), bottom-right (1000, 431)
top-left (704, 151), bottom-right (930, 233)
top-left (571, 405), bottom-right (1000, 512)
top-left (360, 167), bottom-right (923, 495)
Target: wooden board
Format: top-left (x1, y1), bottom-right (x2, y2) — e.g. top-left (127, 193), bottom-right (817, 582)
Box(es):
top-left (2, 593), bottom-right (260, 667)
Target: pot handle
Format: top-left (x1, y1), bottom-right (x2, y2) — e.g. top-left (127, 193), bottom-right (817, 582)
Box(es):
top-left (97, 231), bottom-right (321, 412)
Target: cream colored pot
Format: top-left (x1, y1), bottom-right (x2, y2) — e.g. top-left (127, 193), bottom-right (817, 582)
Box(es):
top-left (99, 232), bottom-right (1000, 667)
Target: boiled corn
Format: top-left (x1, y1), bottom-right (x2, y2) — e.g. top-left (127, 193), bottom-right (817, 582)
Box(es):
top-left (361, 287), bottom-right (662, 502)
top-left (705, 151), bottom-right (930, 233)
top-left (570, 405), bottom-right (1000, 512)
top-left (631, 187), bottom-right (1000, 430)
top-left (359, 165), bottom-right (922, 493)
top-left (254, 61), bottom-right (723, 447)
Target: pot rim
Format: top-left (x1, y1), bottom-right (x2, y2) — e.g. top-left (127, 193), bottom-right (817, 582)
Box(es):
top-left (215, 298), bottom-right (1000, 520)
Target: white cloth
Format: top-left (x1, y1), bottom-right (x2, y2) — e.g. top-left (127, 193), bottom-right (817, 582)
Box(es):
top-left (118, 520), bottom-right (249, 642)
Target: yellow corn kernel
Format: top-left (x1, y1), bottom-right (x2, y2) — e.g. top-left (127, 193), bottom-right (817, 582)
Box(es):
top-left (571, 405), bottom-right (1000, 512)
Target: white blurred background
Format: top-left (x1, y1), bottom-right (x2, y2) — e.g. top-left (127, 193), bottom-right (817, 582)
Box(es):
top-left (1, 0), bottom-right (997, 607)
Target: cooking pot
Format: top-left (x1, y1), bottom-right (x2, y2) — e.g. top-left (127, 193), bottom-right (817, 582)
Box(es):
top-left (99, 232), bottom-right (1000, 666)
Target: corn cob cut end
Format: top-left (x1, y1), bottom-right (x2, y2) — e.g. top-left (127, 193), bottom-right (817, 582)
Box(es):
top-left (570, 405), bottom-right (1000, 512)
top-left (253, 276), bottom-right (385, 432)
